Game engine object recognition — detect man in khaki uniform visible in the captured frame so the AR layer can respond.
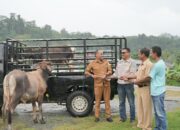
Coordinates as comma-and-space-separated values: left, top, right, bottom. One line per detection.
125, 48, 153, 130
85, 49, 113, 122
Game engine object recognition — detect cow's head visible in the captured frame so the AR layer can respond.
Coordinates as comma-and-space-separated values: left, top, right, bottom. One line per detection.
35, 60, 52, 75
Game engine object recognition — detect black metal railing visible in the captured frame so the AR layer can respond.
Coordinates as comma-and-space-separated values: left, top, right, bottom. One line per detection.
5, 37, 127, 75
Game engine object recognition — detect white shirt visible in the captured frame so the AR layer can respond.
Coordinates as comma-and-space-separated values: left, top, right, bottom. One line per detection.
113, 58, 137, 84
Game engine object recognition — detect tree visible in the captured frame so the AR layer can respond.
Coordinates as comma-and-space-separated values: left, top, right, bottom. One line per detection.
60, 28, 69, 38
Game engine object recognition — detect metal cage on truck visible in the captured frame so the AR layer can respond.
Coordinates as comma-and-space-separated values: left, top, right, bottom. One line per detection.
0, 37, 127, 117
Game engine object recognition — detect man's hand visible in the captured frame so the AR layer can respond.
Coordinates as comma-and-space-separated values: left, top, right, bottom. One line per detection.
100, 75, 106, 79
134, 80, 143, 86
134, 80, 137, 84
120, 76, 129, 81
91, 74, 97, 79
106, 72, 112, 77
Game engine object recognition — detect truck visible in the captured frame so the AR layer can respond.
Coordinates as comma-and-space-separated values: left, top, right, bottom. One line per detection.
0, 37, 127, 117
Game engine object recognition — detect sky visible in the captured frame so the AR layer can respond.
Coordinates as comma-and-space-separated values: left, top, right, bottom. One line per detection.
1, 0, 180, 36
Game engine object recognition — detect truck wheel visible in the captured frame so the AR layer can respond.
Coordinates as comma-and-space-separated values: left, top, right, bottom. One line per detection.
66, 91, 93, 117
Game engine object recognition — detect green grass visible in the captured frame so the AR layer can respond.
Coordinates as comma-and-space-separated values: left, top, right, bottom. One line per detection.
166, 79, 180, 86
53, 116, 140, 130
0, 119, 36, 130
167, 108, 180, 130
53, 108, 180, 130
0, 108, 180, 130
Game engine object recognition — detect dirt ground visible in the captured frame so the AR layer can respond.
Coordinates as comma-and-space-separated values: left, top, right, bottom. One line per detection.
0, 88, 180, 130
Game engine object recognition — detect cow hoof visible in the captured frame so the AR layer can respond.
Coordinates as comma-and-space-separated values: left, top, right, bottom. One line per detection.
40, 119, 46, 124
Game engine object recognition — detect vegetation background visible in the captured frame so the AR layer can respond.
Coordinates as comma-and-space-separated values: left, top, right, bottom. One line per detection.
0, 13, 179, 86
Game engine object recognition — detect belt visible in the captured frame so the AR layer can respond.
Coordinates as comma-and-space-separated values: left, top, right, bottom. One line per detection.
138, 84, 149, 87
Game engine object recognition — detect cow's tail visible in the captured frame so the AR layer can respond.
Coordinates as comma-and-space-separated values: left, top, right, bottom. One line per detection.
3, 75, 16, 129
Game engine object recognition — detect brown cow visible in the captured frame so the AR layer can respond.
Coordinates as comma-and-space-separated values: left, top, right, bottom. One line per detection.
1, 61, 52, 130
41, 46, 74, 62
42, 47, 75, 72
23, 46, 75, 71
23, 46, 74, 62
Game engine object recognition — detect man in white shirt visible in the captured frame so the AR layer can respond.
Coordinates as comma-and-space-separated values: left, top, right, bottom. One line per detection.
111, 48, 137, 123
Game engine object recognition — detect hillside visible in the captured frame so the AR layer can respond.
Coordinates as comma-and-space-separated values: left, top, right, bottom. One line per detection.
0, 13, 179, 63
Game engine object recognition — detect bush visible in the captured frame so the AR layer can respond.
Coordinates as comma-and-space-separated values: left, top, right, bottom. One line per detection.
166, 64, 180, 86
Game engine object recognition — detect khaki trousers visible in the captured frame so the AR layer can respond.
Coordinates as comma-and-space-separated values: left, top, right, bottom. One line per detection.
94, 79, 111, 118
137, 86, 152, 130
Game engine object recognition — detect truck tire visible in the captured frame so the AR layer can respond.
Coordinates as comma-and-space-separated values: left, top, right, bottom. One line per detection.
66, 91, 93, 117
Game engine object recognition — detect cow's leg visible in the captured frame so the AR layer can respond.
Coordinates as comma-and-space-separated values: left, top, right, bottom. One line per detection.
7, 110, 12, 130
38, 96, 46, 124
2, 95, 7, 122
6, 103, 13, 130
7, 94, 21, 130
0, 105, 2, 117
1, 103, 7, 122
32, 102, 38, 123
1, 100, 4, 117
1, 103, 7, 130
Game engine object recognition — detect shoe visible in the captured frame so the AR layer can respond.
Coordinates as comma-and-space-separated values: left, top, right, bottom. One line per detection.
119, 118, 126, 122
95, 118, 100, 122
130, 120, 136, 126
106, 117, 113, 122
130, 120, 135, 123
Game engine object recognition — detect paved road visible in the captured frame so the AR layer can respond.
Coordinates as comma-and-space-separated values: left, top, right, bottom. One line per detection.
15, 86, 180, 117
166, 86, 180, 91
15, 86, 180, 115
